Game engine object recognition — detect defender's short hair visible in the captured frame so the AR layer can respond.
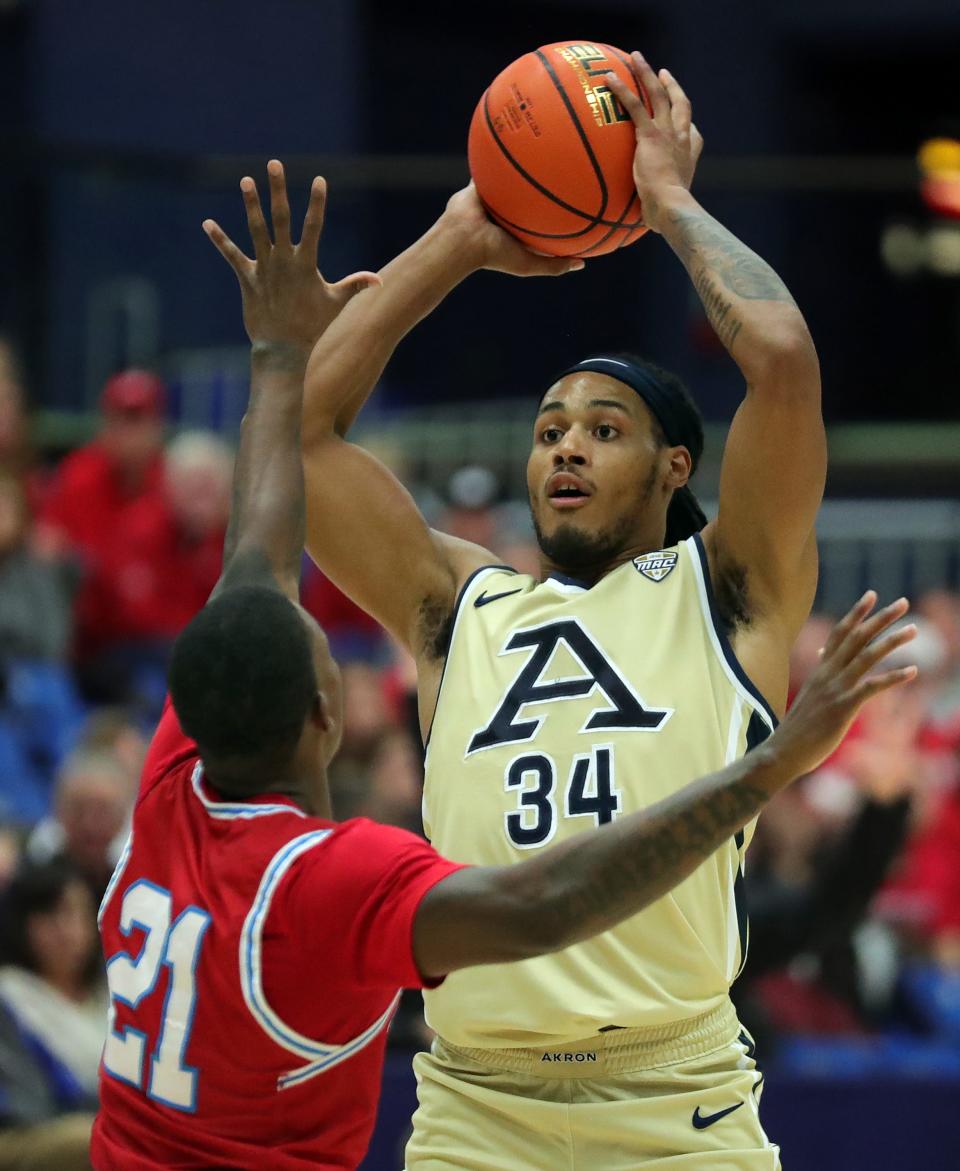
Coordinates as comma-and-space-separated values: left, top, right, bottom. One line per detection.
169, 586, 317, 766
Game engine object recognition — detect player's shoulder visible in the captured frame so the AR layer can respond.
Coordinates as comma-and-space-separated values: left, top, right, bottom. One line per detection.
285, 817, 443, 884
136, 698, 200, 805
456, 563, 535, 610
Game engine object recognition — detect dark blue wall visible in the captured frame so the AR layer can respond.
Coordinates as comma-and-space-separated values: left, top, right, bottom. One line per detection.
4, 0, 960, 421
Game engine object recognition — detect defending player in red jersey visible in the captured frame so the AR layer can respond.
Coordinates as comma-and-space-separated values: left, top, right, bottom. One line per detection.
92, 163, 917, 1170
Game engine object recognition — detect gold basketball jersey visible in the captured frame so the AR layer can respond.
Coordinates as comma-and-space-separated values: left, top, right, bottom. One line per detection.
421, 535, 777, 1048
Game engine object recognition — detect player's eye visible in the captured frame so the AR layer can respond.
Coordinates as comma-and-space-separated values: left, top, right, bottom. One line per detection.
595, 423, 619, 440
540, 426, 564, 443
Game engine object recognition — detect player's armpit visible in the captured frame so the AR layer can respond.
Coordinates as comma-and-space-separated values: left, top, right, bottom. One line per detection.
708, 346, 825, 637
304, 435, 497, 656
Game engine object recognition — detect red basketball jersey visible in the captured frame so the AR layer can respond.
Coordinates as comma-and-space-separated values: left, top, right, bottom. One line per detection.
92, 701, 463, 1170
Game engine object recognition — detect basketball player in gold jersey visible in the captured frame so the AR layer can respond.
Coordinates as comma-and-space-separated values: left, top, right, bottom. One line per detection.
303, 51, 827, 1169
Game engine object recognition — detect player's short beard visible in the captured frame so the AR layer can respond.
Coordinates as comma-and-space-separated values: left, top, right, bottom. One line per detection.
531, 462, 659, 575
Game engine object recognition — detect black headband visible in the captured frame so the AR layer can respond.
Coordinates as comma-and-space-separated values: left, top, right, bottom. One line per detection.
555, 355, 707, 545
557, 355, 703, 469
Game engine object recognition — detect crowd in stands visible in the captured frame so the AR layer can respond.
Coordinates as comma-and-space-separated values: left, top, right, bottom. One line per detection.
1, 336, 960, 1157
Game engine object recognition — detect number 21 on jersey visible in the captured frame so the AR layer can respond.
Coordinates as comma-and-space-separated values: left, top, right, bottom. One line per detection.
102, 880, 210, 1112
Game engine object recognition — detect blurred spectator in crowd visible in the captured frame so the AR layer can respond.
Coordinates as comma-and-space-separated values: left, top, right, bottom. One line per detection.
74, 430, 231, 713
0, 337, 43, 512
38, 369, 167, 563
301, 559, 387, 665
0, 857, 104, 1170
0, 824, 20, 891
327, 661, 399, 821
437, 465, 500, 550
79, 706, 148, 783
0, 339, 28, 473
735, 611, 944, 1052
0, 472, 84, 821
363, 729, 424, 834
27, 748, 133, 903
918, 589, 960, 720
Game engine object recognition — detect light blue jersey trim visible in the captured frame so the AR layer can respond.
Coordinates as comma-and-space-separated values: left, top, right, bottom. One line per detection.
239, 830, 401, 1090
190, 763, 307, 820
98, 831, 134, 928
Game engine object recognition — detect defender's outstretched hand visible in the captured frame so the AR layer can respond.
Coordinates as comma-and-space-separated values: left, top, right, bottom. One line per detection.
603, 54, 704, 234
203, 160, 381, 349
771, 592, 918, 779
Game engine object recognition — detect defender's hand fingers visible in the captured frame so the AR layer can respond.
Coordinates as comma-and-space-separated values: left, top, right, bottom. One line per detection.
267, 159, 292, 248
842, 622, 917, 685
630, 52, 670, 123
835, 597, 911, 667
240, 177, 271, 261
847, 665, 919, 707
822, 591, 877, 658
659, 68, 692, 135
299, 176, 327, 256
202, 219, 254, 279
327, 271, 383, 304
603, 70, 650, 127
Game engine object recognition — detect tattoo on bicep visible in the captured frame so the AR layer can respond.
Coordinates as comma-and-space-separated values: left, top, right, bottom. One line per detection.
668, 210, 797, 306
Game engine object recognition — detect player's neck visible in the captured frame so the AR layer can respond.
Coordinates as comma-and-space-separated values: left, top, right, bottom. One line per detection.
204, 761, 334, 821
537, 534, 668, 587
269, 779, 332, 820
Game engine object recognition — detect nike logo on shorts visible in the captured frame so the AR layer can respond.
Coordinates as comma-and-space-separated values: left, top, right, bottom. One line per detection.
691, 1102, 744, 1130
474, 588, 523, 608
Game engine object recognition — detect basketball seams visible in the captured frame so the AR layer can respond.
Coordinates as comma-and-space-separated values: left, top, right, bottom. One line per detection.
480, 89, 609, 232
469, 41, 650, 257
533, 49, 610, 222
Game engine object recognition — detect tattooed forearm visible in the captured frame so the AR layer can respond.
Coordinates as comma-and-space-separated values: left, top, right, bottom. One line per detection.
532, 759, 778, 947
691, 265, 742, 352
658, 205, 804, 362
666, 210, 797, 304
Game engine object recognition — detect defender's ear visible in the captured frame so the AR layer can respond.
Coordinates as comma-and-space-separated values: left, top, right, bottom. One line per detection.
311, 691, 332, 733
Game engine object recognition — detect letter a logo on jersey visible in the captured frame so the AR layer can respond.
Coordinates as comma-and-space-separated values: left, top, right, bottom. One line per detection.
467, 618, 673, 755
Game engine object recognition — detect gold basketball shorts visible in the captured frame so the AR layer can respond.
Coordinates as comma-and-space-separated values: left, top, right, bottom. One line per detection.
404, 1001, 781, 1170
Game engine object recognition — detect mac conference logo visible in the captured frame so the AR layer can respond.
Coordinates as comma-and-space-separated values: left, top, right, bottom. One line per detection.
633, 550, 678, 583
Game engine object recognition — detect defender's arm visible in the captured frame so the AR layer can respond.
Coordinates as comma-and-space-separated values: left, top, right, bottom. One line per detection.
203, 162, 380, 603
414, 596, 915, 978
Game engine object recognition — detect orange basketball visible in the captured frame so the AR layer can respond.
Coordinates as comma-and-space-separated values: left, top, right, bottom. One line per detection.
468, 41, 650, 258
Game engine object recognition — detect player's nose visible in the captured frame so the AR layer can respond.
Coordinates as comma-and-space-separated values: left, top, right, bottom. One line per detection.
552, 426, 588, 465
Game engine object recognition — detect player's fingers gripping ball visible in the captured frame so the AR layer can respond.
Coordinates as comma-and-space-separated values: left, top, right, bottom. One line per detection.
468, 41, 652, 258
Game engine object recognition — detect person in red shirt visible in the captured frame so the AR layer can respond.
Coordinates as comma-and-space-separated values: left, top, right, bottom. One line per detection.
75, 431, 231, 710
39, 369, 167, 564
92, 163, 917, 1171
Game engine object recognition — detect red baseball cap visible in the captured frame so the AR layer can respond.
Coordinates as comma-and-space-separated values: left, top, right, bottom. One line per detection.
100, 370, 166, 417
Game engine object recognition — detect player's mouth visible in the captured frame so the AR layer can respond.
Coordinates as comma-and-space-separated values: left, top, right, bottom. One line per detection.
546, 471, 593, 510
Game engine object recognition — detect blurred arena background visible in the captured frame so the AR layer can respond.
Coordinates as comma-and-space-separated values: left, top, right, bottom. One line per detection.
1, 1, 960, 1168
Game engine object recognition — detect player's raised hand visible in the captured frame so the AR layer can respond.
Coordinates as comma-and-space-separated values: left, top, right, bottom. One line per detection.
203, 160, 381, 349
770, 592, 918, 780
603, 54, 704, 234
441, 183, 585, 277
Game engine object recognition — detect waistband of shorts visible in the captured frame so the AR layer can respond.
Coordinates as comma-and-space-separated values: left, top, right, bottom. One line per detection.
437, 1000, 739, 1077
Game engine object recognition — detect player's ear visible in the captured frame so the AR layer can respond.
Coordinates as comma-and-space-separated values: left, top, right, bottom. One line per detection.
311, 691, 332, 733
665, 445, 692, 489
